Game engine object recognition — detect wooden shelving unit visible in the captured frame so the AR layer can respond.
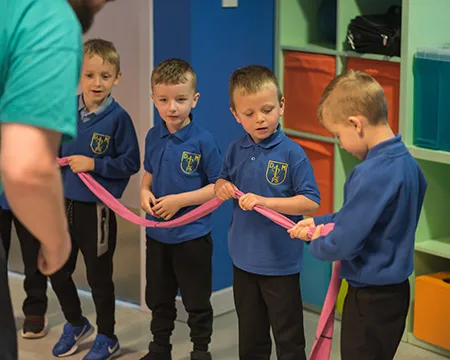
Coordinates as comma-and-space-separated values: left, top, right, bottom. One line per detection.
275, 0, 450, 356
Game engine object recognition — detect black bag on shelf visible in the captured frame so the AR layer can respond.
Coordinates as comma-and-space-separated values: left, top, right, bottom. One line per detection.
347, 5, 402, 57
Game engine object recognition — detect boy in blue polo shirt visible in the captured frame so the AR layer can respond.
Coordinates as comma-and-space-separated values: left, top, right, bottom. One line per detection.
288, 70, 427, 360
140, 58, 222, 360
215, 65, 320, 360
50, 39, 140, 360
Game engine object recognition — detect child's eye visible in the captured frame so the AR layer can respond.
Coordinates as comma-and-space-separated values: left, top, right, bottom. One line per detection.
245, 112, 253, 117
177, 98, 187, 102
262, 108, 273, 114
85, 74, 93, 78
159, 99, 167, 103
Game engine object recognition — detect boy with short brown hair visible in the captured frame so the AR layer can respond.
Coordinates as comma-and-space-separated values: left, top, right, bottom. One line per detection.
216, 65, 320, 360
140, 58, 222, 360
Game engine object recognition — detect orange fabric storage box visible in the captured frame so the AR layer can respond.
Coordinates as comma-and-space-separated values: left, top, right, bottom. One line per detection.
414, 271, 450, 350
346, 58, 400, 134
283, 51, 336, 137
288, 136, 334, 216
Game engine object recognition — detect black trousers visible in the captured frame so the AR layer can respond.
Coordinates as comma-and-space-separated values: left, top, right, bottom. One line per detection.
50, 199, 117, 338
145, 234, 213, 353
233, 265, 306, 360
0, 233, 17, 360
341, 280, 410, 360
0, 208, 48, 316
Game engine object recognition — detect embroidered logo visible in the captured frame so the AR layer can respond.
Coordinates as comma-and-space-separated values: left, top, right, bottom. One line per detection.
180, 151, 201, 174
90, 133, 110, 154
266, 160, 288, 185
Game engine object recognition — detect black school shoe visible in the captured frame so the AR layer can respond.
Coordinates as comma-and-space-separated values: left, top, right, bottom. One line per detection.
139, 351, 172, 360
190, 351, 212, 360
141, 342, 173, 360
21, 315, 48, 339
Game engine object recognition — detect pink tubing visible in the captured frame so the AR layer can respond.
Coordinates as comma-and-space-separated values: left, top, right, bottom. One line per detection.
59, 157, 339, 359
306, 224, 340, 360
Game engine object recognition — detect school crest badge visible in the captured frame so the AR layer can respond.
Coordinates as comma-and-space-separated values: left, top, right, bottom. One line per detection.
90, 133, 111, 154
266, 160, 288, 185
180, 151, 201, 174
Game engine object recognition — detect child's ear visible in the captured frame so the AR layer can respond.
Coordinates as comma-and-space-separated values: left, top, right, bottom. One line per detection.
113, 71, 122, 86
230, 107, 241, 124
348, 115, 363, 134
191, 92, 200, 109
279, 96, 286, 116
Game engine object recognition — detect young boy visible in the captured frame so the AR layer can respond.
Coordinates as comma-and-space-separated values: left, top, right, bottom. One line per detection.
50, 38, 140, 360
0, 195, 48, 339
215, 65, 320, 360
140, 58, 222, 360
288, 70, 427, 360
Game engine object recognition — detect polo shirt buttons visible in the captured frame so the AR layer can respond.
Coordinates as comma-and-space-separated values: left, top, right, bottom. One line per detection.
251, 157, 255, 161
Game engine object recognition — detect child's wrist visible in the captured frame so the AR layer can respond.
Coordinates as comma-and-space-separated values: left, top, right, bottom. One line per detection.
176, 192, 189, 208
260, 196, 270, 208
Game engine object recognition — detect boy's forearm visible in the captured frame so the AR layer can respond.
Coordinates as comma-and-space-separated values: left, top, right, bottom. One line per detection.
141, 171, 153, 190
177, 184, 216, 207
263, 195, 319, 216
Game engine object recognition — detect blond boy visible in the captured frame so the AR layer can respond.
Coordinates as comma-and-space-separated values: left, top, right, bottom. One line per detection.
289, 70, 427, 360
51, 39, 140, 360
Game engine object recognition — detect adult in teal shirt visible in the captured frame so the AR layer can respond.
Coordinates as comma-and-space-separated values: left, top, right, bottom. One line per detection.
0, 1, 114, 359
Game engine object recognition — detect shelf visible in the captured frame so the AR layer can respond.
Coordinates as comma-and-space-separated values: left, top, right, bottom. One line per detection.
281, 44, 341, 57
343, 50, 401, 63
415, 238, 450, 259
282, 128, 338, 145
281, 46, 401, 63
408, 146, 450, 165
407, 332, 450, 358
278, 0, 337, 55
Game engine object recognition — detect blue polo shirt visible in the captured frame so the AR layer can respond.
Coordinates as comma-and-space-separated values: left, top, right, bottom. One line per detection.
144, 120, 222, 243
220, 128, 320, 276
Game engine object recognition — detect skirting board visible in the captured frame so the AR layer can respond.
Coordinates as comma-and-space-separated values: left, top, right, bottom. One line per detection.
175, 286, 235, 323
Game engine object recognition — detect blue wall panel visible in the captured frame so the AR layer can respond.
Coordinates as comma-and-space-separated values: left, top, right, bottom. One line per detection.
154, 0, 275, 292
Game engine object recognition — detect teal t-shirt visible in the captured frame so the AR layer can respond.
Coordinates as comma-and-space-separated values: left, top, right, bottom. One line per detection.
0, 0, 82, 194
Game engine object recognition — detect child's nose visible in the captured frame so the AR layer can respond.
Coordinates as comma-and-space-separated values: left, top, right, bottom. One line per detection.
169, 101, 177, 111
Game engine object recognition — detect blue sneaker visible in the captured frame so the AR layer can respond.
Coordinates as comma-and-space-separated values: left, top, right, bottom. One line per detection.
52, 317, 94, 357
83, 334, 120, 360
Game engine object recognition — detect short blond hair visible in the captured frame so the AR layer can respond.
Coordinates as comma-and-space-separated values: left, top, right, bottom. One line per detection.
84, 38, 120, 73
229, 65, 282, 110
318, 70, 388, 125
151, 58, 196, 91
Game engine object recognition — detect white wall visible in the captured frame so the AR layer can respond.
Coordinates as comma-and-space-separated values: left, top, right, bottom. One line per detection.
84, 0, 153, 209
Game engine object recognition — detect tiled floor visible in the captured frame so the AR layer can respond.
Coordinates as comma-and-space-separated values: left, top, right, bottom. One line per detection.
8, 272, 449, 360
